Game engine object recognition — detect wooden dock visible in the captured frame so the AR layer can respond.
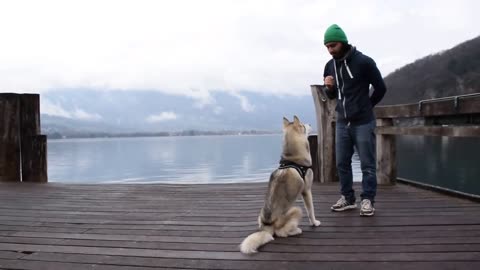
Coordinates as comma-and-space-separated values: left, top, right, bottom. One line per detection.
0, 182, 479, 270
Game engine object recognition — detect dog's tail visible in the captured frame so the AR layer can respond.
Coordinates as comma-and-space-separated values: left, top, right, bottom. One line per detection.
240, 225, 274, 254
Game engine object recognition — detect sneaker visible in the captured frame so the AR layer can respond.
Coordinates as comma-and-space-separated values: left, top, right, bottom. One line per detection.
331, 196, 357, 212
360, 199, 375, 216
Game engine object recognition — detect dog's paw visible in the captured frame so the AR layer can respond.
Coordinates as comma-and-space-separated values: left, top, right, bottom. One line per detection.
289, 227, 302, 236
240, 246, 258, 254
310, 220, 321, 227
275, 230, 288, 238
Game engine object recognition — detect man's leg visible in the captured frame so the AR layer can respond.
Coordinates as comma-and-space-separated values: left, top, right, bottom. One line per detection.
352, 120, 377, 204
335, 122, 355, 203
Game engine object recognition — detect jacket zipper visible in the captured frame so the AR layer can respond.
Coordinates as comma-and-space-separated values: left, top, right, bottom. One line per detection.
339, 64, 347, 120
344, 59, 354, 79
333, 60, 341, 100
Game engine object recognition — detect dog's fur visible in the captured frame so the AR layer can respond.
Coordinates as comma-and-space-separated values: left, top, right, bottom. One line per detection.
240, 116, 321, 254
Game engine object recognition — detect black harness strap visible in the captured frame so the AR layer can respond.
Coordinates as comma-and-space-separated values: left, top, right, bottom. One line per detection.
278, 159, 311, 179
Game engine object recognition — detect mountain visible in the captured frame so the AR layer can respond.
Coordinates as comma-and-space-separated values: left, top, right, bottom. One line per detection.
40, 90, 317, 137
381, 36, 480, 105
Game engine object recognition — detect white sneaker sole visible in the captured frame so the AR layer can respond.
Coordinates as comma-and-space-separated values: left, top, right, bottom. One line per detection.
331, 204, 357, 212
360, 209, 375, 216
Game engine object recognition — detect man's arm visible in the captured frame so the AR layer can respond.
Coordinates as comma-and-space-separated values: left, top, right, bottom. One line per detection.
366, 57, 386, 106
323, 61, 337, 99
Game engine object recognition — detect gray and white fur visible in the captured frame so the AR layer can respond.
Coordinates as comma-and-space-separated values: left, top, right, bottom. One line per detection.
240, 116, 321, 254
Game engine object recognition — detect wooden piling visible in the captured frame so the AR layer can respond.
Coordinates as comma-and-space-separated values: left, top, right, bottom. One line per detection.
308, 135, 319, 182
21, 135, 48, 182
0, 93, 47, 183
19, 94, 47, 182
20, 94, 40, 135
0, 94, 21, 182
311, 85, 338, 183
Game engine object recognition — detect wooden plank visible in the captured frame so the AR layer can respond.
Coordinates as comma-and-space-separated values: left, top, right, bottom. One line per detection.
11, 255, 480, 270
52, 239, 480, 252
0, 188, 460, 198
1, 208, 478, 221
0, 242, 479, 261
0, 93, 21, 182
0, 258, 178, 270
0, 236, 63, 246
0, 225, 88, 234
5, 230, 480, 247
0, 199, 476, 210
5, 223, 480, 234
4, 224, 480, 239
0, 251, 24, 259
375, 96, 480, 118
30, 239, 480, 254
2, 215, 480, 228
377, 125, 480, 137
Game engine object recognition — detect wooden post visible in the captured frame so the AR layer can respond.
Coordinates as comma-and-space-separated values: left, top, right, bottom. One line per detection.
20, 94, 40, 135
21, 135, 48, 182
20, 94, 47, 182
308, 135, 319, 182
376, 118, 396, 185
0, 93, 21, 182
311, 85, 338, 183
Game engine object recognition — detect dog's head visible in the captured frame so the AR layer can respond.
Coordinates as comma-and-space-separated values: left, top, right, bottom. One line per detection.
281, 115, 312, 166
283, 115, 311, 138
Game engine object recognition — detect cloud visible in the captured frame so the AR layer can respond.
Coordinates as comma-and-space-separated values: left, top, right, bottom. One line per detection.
40, 99, 72, 118
213, 106, 224, 115
146, 112, 178, 123
72, 109, 102, 121
231, 92, 255, 112
0, 0, 478, 97
40, 98, 102, 120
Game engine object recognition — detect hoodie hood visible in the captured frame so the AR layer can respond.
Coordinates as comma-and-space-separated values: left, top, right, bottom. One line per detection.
335, 45, 357, 62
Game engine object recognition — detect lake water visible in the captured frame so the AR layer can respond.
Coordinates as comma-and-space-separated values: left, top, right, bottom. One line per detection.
48, 134, 478, 195
396, 136, 480, 196
48, 135, 288, 184
48, 134, 362, 184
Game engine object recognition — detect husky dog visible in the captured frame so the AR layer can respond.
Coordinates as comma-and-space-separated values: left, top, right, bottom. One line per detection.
240, 116, 321, 254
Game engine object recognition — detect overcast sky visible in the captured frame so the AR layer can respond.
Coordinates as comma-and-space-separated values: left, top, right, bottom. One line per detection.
0, 0, 478, 98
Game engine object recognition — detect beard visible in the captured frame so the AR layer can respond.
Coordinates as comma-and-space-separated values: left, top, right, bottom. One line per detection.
332, 43, 351, 59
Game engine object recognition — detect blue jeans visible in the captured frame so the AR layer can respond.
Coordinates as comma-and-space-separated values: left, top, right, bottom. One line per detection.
336, 120, 377, 204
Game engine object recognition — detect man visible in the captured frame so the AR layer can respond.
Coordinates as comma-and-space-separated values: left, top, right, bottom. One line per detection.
322, 24, 386, 216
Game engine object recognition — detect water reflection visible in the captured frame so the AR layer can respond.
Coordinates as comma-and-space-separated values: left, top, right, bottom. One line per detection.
397, 136, 480, 196
48, 135, 282, 184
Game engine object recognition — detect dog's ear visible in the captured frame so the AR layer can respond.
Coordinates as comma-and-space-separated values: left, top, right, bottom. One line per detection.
293, 115, 300, 125
283, 117, 290, 128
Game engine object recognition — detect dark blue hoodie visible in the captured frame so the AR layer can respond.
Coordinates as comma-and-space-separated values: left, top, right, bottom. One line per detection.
323, 46, 386, 125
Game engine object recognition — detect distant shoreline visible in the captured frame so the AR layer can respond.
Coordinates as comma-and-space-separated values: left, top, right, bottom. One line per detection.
45, 130, 281, 140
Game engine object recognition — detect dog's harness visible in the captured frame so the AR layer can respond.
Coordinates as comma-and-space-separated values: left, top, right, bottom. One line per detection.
278, 159, 311, 180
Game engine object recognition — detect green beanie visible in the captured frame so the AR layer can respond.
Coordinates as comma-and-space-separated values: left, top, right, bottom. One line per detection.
324, 24, 348, 44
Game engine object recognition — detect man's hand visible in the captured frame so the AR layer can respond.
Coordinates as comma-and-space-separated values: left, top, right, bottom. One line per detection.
324, 76, 335, 90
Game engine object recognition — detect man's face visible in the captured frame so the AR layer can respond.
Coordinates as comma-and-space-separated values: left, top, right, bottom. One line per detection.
325, 42, 343, 59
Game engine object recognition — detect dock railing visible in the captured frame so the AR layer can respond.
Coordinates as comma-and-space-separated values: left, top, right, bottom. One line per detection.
311, 85, 480, 188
